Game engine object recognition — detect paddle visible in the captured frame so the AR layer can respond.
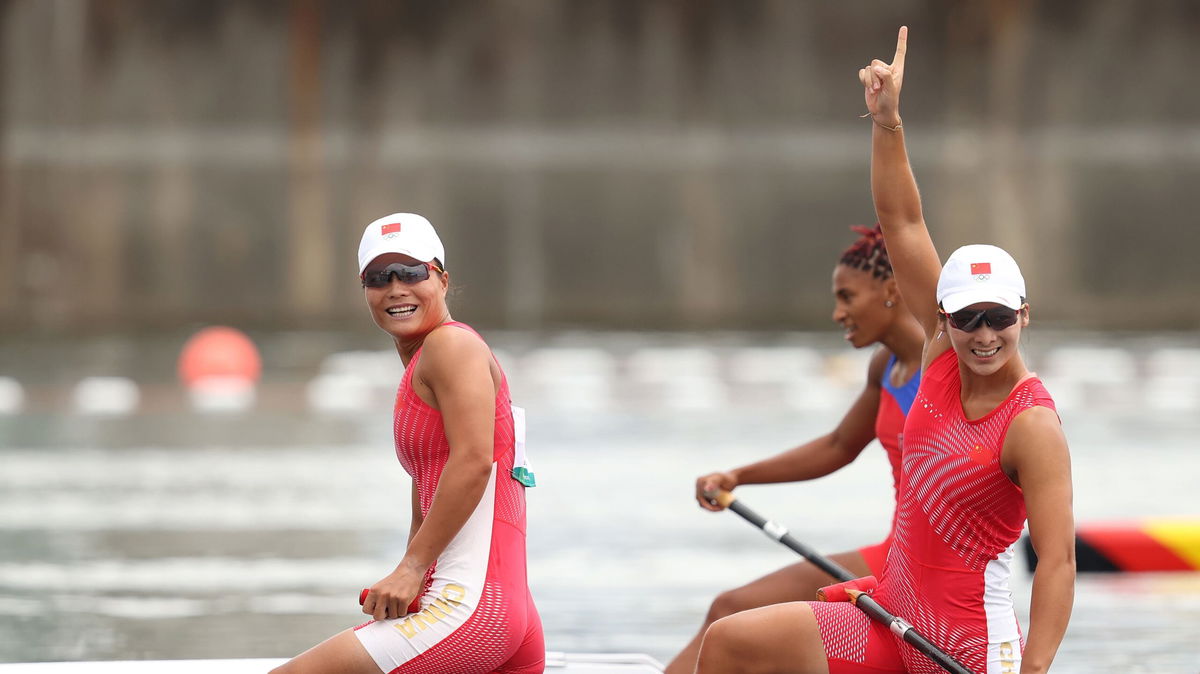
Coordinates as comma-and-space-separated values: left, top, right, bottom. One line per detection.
707, 490, 975, 674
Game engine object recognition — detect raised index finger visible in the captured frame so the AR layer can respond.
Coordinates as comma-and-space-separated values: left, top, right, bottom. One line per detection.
892, 25, 908, 69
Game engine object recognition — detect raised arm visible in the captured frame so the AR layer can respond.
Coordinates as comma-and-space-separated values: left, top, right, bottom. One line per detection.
860, 27, 943, 340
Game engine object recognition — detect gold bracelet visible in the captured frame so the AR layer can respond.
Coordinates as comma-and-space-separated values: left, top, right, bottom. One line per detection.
860, 112, 902, 132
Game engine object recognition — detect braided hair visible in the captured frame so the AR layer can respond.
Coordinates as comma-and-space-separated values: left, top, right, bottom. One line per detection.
838, 224, 893, 281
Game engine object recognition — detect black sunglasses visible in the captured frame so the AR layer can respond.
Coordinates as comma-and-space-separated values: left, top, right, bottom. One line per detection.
940, 305, 1025, 332
361, 261, 443, 288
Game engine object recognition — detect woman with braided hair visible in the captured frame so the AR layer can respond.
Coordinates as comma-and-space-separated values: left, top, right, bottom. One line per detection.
664, 224, 925, 674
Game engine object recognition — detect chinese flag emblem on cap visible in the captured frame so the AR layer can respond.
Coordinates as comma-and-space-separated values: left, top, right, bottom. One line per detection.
970, 262, 992, 275
381, 222, 402, 235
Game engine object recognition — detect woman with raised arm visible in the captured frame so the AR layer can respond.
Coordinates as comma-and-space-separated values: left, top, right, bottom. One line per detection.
664, 224, 925, 674
697, 27, 1074, 674
272, 213, 544, 674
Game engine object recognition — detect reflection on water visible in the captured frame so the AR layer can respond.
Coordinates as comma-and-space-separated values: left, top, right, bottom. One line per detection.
1, 331, 1198, 672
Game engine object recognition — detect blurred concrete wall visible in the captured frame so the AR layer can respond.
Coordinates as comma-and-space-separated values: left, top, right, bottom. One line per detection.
2, 0, 1198, 333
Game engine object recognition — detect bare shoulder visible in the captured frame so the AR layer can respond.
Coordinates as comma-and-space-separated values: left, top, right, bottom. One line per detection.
424, 323, 487, 350
1009, 405, 1064, 441
865, 347, 891, 388
418, 325, 491, 378
1002, 405, 1070, 479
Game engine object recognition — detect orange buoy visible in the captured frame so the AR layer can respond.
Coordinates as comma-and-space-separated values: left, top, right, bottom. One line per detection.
178, 326, 262, 387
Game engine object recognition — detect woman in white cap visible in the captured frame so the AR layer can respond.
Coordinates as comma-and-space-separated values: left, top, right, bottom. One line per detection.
273, 213, 544, 673
697, 27, 1074, 674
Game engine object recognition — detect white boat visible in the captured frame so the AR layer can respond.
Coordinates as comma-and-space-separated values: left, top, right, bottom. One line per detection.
0, 652, 664, 673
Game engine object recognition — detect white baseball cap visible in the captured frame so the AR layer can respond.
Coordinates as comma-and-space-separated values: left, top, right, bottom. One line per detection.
936, 244, 1026, 313
356, 213, 446, 274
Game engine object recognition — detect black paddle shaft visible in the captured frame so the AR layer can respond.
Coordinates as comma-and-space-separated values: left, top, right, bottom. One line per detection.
851, 595, 974, 674
724, 499, 856, 582
720, 494, 977, 674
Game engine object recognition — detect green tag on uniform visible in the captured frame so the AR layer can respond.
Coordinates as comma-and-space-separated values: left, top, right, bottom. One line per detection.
511, 466, 536, 488
510, 405, 536, 487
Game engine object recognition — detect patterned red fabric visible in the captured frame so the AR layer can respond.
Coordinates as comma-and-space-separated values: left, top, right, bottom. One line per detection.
394, 322, 524, 532
815, 348, 1057, 674
355, 321, 543, 674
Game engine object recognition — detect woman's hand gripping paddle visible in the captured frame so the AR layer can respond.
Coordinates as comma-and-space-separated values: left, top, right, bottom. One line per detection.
705, 489, 975, 674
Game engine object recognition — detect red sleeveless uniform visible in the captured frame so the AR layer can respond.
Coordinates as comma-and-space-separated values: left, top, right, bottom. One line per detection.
811, 348, 1057, 674
857, 353, 920, 574
354, 322, 544, 674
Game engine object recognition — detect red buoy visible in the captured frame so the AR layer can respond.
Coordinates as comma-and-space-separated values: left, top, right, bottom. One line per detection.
178, 326, 261, 387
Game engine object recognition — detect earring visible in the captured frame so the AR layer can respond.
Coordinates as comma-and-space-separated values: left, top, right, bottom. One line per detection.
885, 300, 895, 308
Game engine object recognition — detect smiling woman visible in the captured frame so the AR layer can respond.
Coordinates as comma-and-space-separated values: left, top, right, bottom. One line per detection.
696, 27, 1075, 674
361, 255, 450, 347
271, 213, 544, 674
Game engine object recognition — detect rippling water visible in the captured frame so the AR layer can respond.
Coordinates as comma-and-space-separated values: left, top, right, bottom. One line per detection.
1, 332, 1198, 672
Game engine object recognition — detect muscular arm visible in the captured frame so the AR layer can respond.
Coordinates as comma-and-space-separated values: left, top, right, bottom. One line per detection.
401, 327, 497, 573
870, 124, 942, 338
862, 27, 946, 347
1002, 406, 1075, 674
697, 349, 885, 508
364, 327, 497, 620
